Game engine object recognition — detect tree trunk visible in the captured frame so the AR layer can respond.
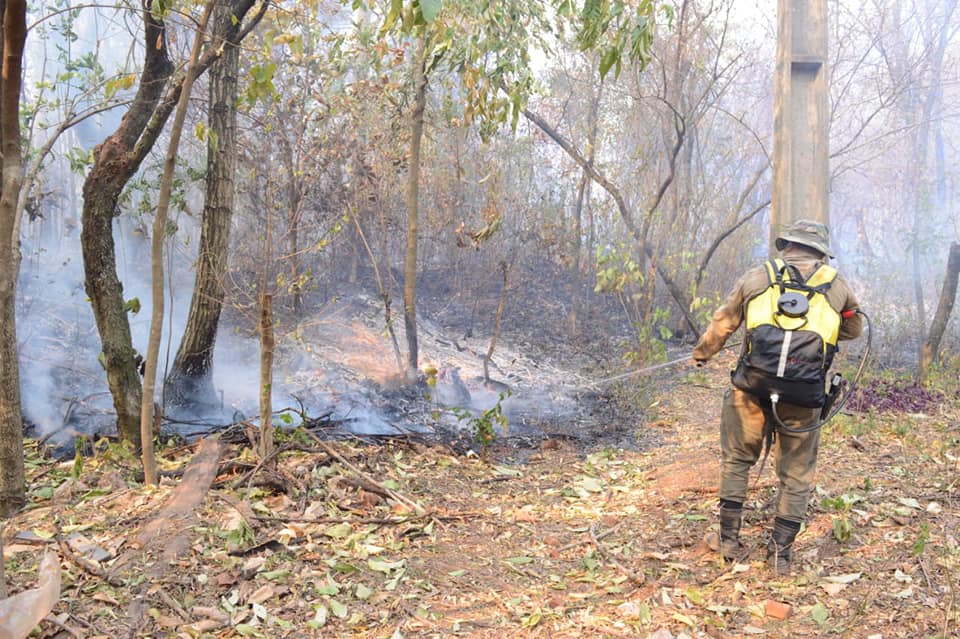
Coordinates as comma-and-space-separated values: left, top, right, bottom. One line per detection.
80, 0, 264, 449
141, 2, 214, 486
167, 0, 242, 412
0, 0, 27, 517
403, 35, 428, 382
81, 3, 173, 449
568, 81, 602, 335
920, 242, 960, 381
483, 262, 509, 383
258, 293, 274, 459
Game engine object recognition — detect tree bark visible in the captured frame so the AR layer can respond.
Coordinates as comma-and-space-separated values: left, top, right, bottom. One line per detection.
403, 35, 428, 382
0, 0, 27, 517
920, 242, 960, 381
80, 0, 264, 448
167, 0, 242, 412
258, 293, 274, 459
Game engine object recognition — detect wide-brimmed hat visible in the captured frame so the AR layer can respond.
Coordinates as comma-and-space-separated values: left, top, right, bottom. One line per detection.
775, 219, 834, 258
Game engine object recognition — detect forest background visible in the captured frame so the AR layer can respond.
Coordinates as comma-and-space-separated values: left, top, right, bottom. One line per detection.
0, 0, 956, 510
2, 0, 958, 503
1, 0, 960, 635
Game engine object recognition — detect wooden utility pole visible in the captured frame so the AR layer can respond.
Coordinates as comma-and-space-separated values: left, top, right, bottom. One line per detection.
771, 0, 829, 253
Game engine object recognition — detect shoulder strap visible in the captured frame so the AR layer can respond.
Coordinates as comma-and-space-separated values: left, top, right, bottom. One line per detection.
765, 259, 788, 294
806, 264, 837, 294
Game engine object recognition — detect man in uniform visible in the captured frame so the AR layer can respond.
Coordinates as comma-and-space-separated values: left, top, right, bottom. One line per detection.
692, 220, 862, 572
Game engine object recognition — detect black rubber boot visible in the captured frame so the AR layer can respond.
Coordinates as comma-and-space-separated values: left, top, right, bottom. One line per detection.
719, 501, 744, 561
767, 517, 801, 575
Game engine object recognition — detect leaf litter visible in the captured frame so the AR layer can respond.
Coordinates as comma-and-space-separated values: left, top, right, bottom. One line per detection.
2, 351, 960, 638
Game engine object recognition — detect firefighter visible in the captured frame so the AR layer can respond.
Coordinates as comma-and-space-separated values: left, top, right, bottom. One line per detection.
692, 220, 863, 573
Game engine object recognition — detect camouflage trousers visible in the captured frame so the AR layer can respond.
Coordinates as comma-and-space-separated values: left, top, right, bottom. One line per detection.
718, 387, 821, 523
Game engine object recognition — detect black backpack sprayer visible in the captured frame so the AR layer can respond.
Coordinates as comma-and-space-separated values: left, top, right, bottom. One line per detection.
768, 306, 872, 432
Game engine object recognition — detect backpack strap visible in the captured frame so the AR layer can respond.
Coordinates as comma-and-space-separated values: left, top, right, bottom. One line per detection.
806, 263, 837, 288
765, 259, 789, 294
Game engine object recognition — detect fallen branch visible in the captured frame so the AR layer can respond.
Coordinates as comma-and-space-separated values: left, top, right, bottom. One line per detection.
557, 522, 623, 552
303, 433, 427, 516
111, 437, 224, 580
589, 523, 645, 586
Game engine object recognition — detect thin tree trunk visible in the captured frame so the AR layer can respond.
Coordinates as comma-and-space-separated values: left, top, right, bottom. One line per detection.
167, 0, 242, 411
920, 242, 960, 381
259, 293, 274, 459
353, 215, 403, 371
483, 262, 509, 383
141, 2, 214, 486
569, 81, 602, 335
403, 35, 428, 382
0, 0, 27, 517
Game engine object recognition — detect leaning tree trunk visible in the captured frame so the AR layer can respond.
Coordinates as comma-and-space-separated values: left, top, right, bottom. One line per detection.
81, 3, 173, 449
0, 0, 27, 518
521, 106, 700, 339
141, 1, 214, 486
403, 34, 427, 382
166, 0, 242, 413
920, 242, 960, 382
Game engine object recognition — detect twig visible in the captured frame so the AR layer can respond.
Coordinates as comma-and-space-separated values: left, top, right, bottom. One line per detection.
56, 528, 125, 588
0, 521, 6, 598
43, 614, 82, 638
557, 522, 622, 552
943, 560, 956, 639
588, 523, 645, 586
303, 432, 427, 516
153, 585, 189, 620
254, 511, 480, 526
918, 555, 934, 589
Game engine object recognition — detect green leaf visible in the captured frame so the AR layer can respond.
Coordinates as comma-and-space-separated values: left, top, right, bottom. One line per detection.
324, 523, 352, 539
505, 556, 534, 565
329, 599, 348, 618
355, 583, 373, 600
315, 578, 340, 596
420, 0, 442, 22
598, 47, 620, 80
368, 558, 405, 573
684, 586, 704, 605
381, 0, 403, 34
810, 602, 829, 625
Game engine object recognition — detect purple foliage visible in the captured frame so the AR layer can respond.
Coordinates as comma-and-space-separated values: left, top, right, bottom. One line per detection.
847, 379, 945, 414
